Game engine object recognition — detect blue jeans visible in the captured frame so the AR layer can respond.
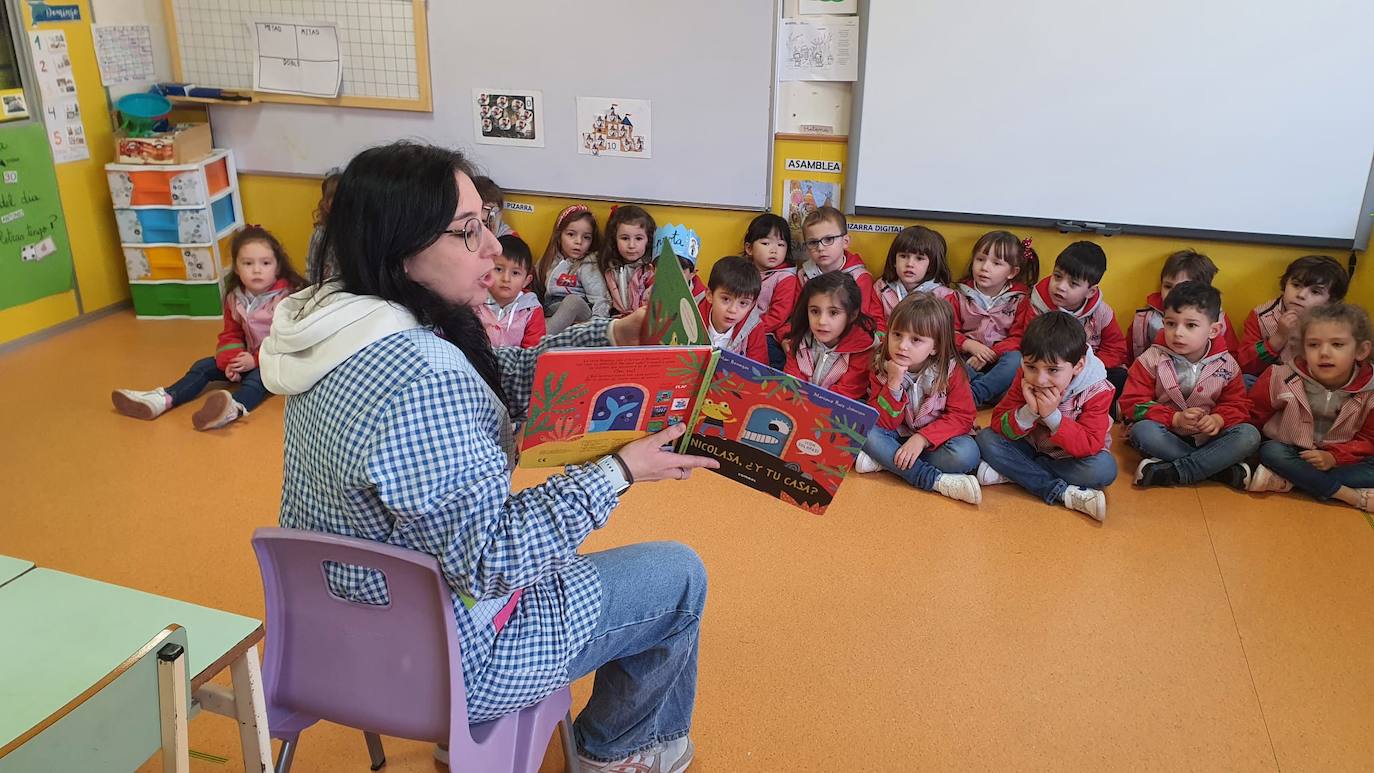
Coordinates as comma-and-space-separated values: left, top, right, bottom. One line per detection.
765, 334, 785, 370
564, 542, 706, 762
1258, 440, 1374, 500
862, 426, 979, 490
165, 356, 269, 411
975, 428, 1118, 503
965, 350, 1021, 407
1128, 420, 1260, 484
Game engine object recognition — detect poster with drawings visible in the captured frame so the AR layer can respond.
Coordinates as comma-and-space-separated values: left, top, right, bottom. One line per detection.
473, 89, 544, 147
577, 97, 652, 159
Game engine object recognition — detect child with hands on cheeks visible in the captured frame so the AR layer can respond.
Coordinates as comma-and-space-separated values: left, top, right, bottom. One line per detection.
853, 294, 982, 504
1238, 254, 1348, 380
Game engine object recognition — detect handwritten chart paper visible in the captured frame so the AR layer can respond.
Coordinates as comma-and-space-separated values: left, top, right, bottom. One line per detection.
778, 16, 858, 81
251, 20, 342, 98
93, 25, 156, 86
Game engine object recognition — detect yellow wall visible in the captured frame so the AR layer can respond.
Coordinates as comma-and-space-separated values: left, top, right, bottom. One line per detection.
0, 0, 126, 345
242, 136, 1372, 326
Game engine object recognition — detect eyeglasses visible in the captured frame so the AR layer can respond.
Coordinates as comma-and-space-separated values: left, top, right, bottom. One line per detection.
481, 204, 499, 219
803, 232, 845, 251
443, 217, 486, 252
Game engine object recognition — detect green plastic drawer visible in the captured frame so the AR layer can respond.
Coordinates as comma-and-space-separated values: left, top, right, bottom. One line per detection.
129, 281, 225, 319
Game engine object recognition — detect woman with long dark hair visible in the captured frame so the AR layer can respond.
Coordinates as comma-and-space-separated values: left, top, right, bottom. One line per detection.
261, 142, 713, 772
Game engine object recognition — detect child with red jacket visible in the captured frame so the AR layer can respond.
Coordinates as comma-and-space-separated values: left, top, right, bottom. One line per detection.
793, 206, 886, 332
741, 213, 798, 369
1001, 241, 1129, 400
111, 226, 306, 430
1248, 303, 1374, 514
976, 312, 1117, 521
1120, 282, 1257, 489
958, 231, 1039, 406
852, 294, 981, 503
697, 256, 766, 358
1237, 254, 1349, 379
1127, 249, 1239, 363
783, 270, 877, 401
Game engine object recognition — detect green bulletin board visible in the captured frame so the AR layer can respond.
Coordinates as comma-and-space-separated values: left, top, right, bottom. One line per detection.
0, 121, 73, 309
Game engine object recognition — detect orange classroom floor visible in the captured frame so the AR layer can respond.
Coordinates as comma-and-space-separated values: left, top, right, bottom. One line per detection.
2, 311, 1372, 773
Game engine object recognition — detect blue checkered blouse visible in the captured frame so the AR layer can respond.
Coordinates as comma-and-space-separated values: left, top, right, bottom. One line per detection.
279, 321, 619, 721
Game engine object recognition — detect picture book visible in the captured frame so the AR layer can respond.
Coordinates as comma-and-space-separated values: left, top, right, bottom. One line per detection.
519, 347, 878, 515
519, 346, 714, 467
681, 350, 878, 514
642, 239, 707, 346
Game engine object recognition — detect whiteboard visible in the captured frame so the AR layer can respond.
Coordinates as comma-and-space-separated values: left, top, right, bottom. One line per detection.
848, 0, 1374, 248
209, 1, 777, 209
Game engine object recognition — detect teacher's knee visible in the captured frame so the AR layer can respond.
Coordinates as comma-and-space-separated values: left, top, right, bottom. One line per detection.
652, 541, 707, 614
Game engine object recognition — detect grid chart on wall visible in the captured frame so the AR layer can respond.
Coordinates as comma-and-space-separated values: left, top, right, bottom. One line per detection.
170, 0, 419, 101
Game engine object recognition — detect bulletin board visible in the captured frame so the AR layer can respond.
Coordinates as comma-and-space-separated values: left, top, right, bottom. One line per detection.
0, 122, 73, 310
163, 0, 431, 111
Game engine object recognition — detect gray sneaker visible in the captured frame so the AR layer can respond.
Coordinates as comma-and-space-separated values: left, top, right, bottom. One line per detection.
578, 736, 694, 773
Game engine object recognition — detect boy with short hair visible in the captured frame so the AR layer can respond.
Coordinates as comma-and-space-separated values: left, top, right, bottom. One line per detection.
1001, 241, 1129, 399
696, 255, 766, 357
1238, 254, 1349, 378
975, 312, 1118, 521
1128, 249, 1239, 362
1120, 281, 1258, 489
798, 206, 886, 330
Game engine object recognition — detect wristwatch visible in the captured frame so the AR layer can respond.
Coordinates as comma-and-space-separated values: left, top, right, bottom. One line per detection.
595, 454, 633, 496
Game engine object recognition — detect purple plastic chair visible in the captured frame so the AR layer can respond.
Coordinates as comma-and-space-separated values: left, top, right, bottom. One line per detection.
251, 527, 578, 773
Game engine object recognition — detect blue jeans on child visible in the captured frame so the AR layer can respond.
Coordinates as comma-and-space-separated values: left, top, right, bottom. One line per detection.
975, 428, 1118, 504
862, 427, 980, 490
965, 351, 1021, 407
563, 541, 706, 763
765, 334, 786, 370
1128, 420, 1260, 483
1258, 440, 1374, 500
165, 356, 269, 412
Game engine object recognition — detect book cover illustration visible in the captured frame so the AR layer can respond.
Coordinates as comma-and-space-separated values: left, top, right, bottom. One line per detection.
642, 237, 707, 346
519, 346, 715, 467
682, 350, 878, 514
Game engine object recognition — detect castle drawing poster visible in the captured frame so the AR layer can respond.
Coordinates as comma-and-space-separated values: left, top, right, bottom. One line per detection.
577, 97, 652, 159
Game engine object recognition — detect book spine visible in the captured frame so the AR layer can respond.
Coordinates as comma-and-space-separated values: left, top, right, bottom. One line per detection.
678, 349, 721, 453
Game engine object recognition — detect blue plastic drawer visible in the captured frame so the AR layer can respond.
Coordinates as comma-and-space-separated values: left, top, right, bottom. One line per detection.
210, 194, 236, 235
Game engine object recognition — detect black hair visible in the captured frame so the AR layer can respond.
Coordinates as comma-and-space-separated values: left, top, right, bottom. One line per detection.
883, 225, 950, 286
1021, 311, 1088, 364
497, 234, 534, 274
787, 271, 875, 349
1054, 241, 1107, 285
1282, 255, 1349, 302
744, 213, 796, 266
1163, 280, 1221, 322
322, 141, 506, 407
707, 255, 762, 299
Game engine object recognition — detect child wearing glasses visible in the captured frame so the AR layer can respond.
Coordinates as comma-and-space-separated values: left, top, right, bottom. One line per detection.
793, 206, 886, 334
473, 175, 516, 238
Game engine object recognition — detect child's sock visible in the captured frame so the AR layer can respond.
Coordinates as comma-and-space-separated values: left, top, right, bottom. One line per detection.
1062, 486, 1106, 521
853, 451, 881, 474
932, 473, 981, 504
192, 389, 247, 431
111, 387, 171, 420
1206, 463, 1252, 491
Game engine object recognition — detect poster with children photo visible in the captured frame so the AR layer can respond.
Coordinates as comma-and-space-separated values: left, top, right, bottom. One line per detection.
472, 88, 544, 147
577, 97, 652, 159
785, 179, 840, 235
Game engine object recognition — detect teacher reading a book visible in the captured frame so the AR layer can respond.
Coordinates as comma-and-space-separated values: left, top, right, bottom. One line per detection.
260, 141, 715, 772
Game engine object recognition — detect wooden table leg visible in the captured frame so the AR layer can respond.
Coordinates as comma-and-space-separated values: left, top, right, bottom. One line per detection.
229, 647, 272, 773
194, 646, 272, 772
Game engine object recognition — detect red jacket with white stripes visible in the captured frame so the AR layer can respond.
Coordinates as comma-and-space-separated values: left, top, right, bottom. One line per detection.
1119, 340, 1250, 439
1250, 360, 1374, 465
1000, 278, 1128, 369
867, 359, 975, 448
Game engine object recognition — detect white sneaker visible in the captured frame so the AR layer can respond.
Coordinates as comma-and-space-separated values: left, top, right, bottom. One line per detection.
933, 473, 982, 504
1246, 464, 1293, 493
852, 452, 881, 474
1133, 457, 1162, 485
1062, 486, 1107, 522
192, 389, 247, 431
579, 736, 694, 773
111, 388, 170, 420
975, 461, 1009, 486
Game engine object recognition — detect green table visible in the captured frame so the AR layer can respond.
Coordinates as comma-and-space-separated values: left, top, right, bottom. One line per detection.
0, 568, 270, 771
0, 555, 32, 587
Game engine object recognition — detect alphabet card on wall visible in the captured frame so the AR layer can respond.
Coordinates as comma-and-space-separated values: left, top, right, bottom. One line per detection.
577, 96, 652, 158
